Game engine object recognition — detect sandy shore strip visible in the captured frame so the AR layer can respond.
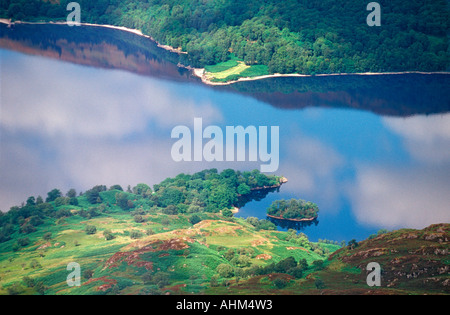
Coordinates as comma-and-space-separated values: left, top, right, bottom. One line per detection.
2, 18, 448, 86
196, 69, 450, 86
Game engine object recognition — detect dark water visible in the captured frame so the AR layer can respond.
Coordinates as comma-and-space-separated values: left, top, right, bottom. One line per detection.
1, 23, 449, 242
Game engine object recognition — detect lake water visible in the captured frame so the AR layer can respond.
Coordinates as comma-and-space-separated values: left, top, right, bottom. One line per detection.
1, 23, 449, 242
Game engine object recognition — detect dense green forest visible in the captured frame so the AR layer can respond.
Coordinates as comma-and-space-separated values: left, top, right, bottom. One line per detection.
1, 0, 449, 75
267, 199, 319, 221
0, 169, 282, 243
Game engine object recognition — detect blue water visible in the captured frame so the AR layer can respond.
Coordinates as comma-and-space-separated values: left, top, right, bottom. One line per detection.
1, 41, 449, 243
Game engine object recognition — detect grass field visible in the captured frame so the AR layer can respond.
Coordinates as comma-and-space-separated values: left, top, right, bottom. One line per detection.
206, 61, 250, 80
204, 54, 269, 82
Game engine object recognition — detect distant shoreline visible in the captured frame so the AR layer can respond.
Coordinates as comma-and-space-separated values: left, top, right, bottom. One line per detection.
2, 19, 449, 86
195, 69, 450, 86
0, 18, 187, 55
267, 214, 318, 223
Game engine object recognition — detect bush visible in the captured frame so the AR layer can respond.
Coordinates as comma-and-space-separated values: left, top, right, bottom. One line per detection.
130, 230, 143, 239
210, 275, 219, 287
85, 225, 97, 235
83, 269, 94, 280
315, 278, 326, 290
222, 209, 233, 218
17, 237, 30, 247
43, 232, 52, 241
273, 278, 288, 289
153, 272, 170, 288
216, 264, 234, 278
189, 214, 201, 225
103, 229, 115, 240
133, 215, 145, 223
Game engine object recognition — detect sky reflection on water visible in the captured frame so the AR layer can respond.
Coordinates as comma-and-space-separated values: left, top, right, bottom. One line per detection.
1, 48, 449, 241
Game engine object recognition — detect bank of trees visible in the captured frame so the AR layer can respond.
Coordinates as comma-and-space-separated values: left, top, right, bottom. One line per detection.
1, 0, 448, 74
151, 169, 281, 214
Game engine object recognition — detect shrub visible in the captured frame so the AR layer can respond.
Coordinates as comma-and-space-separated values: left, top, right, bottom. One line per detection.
222, 209, 233, 218
130, 230, 143, 239
85, 225, 97, 235
133, 215, 145, 223
273, 278, 288, 289
315, 278, 326, 290
216, 264, 234, 278
43, 232, 52, 241
103, 230, 114, 240
189, 214, 201, 225
83, 269, 94, 279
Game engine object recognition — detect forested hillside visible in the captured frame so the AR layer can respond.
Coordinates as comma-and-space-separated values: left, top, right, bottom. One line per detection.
1, 0, 449, 75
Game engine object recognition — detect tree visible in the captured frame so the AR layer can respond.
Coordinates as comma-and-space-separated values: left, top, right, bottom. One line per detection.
109, 185, 123, 191
115, 192, 131, 210
348, 239, 359, 250
216, 264, 234, 278
210, 275, 219, 287
130, 230, 143, 239
103, 229, 114, 240
133, 183, 152, 197
274, 256, 297, 273
273, 278, 288, 289
26, 196, 36, 206
43, 232, 52, 241
237, 183, 251, 195
141, 272, 153, 284
46, 189, 62, 203
153, 272, 170, 288
315, 278, 325, 290
66, 189, 77, 198
85, 225, 97, 235
83, 269, 94, 280
85, 190, 101, 204
222, 208, 233, 218
189, 214, 201, 225
133, 215, 145, 223
158, 188, 184, 207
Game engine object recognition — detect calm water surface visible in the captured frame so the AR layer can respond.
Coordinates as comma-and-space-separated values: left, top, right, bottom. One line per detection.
1, 24, 449, 242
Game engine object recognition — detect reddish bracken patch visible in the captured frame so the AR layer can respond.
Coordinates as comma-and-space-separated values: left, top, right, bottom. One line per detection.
156, 238, 191, 251
85, 276, 117, 292
103, 238, 192, 271
103, 245, 154, 271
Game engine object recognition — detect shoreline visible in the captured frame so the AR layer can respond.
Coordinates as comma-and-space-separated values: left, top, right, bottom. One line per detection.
196, 69, 450, 86
2, 19, 449, 86
267, 214, 318, 223
0, 18, 187, 55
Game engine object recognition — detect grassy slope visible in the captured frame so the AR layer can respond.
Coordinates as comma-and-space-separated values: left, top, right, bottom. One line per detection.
2, 201, 448, 295
0, 204, 336, 295
306, 224, 450, 295
1, 183, 448, 295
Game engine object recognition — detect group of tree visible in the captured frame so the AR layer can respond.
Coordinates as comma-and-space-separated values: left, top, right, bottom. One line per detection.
1, 0, 448, 74
150, 169, 281, 215
215, 254, 314, 281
